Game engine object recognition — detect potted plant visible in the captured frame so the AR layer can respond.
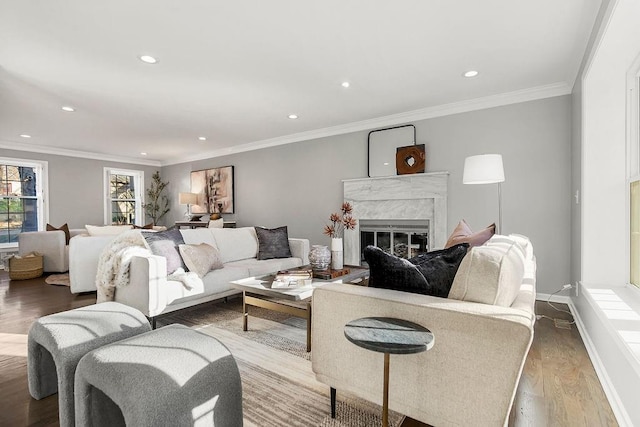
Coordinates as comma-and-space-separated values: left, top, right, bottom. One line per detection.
142, 171, 170, 225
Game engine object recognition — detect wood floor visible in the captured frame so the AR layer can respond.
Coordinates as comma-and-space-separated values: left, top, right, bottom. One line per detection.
0, 271, 618, 426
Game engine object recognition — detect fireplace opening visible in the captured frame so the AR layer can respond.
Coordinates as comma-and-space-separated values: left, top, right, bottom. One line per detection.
360, 219, 429, 262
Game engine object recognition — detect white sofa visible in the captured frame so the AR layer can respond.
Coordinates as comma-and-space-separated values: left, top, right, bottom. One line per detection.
312, 234, 536, 426
18, 228, 85, 273
113, 227, 310, 323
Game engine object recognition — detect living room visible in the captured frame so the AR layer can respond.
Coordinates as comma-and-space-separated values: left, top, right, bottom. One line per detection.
1, 1, 639, 426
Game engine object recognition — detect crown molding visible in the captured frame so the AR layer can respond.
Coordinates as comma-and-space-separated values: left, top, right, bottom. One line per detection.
162, 82, 571, 166
0, 140, 162, 167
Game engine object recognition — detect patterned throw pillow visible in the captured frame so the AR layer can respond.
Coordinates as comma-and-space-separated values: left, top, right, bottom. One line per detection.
47, 223, 71, 245
179, 243, 223, 278
142, 228, 186, 274
254, 226, 292, 260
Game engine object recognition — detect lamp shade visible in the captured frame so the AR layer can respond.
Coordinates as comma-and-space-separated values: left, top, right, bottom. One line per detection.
463, 154, 505, 184
178, 192, 198, 205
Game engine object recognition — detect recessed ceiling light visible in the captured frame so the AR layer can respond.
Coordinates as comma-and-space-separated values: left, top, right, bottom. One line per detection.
198, 136, 207, 141
342, 81, 350, 88
288, 114, 298, 119
61, 106, 75, 112
140, 152, 147, 156
383, 162, 389, 166
463, 70, 479, 78
139, 55, 158, 64
20, 134, 31, 138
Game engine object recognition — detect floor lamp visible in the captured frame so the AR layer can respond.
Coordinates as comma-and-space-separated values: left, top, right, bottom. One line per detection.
463, 154, 505, 234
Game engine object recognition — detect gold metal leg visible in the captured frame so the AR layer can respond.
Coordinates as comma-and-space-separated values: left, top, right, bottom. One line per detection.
306, 301, 312, 352
383, 352, 390, 427
243, 291, 248, 331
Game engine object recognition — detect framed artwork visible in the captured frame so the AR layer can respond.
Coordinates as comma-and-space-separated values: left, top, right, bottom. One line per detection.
190, 166, 234, 214
368, 124, 417, 177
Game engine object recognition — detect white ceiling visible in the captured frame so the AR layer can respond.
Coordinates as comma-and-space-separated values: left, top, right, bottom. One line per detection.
0, 1, 600, 166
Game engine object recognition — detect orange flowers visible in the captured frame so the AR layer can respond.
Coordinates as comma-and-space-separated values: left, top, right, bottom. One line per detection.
323, 202, 357, 238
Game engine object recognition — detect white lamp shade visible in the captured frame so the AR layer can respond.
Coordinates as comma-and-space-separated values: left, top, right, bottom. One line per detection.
463, 154, 505, 184
179, 192, 198, 205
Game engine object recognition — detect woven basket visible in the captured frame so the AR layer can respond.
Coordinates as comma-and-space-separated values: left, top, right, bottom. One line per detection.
8, 252, 44, 280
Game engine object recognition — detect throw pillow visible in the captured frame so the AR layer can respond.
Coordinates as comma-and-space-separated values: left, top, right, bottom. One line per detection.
46, 223, 71, 245
142, 228, 186, 274
445, 220, 495, 248
408, 243, 469, 298
254, 226, 292, 260
363, 246, 429, 294
178, 243, 223, 278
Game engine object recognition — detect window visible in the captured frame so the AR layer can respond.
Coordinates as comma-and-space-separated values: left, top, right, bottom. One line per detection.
628, 66, 640, 288
0, 158, 48, 247
104, 168, 144, 226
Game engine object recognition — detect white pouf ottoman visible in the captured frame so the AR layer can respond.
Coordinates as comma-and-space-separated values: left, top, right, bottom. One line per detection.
27, 302, 152, 427
74, 324, 243, 427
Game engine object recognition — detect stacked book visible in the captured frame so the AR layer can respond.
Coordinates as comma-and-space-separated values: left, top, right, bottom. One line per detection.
271, 268, 313, 288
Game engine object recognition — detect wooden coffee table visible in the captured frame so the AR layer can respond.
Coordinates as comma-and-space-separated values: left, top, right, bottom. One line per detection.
230, 266, 368, 352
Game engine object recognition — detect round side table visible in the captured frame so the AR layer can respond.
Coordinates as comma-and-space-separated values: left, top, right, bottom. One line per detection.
344, 317, 434, 427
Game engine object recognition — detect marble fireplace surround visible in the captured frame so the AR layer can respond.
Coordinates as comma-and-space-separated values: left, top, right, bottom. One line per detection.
343, 172, 449, 266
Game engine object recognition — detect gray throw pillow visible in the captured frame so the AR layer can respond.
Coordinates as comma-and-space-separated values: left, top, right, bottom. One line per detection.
142, 228, 186, 274
255, 226, 292, 260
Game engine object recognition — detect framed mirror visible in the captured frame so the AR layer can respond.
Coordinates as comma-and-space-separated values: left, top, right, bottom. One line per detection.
368, 125, 416, 177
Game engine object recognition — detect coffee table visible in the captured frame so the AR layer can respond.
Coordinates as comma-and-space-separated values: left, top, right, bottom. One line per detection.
230, 266, 368, 352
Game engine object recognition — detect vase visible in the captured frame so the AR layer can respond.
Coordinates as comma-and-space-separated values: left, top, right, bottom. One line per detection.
331, 237, 344, 270
309, 245, 331, 271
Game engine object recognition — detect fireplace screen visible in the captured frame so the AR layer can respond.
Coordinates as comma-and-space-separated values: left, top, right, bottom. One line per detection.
360, 220, 429, 261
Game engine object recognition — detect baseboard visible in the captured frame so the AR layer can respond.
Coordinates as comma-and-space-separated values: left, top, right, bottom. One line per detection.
567, 299, 634, 426
535, 293, 571, 304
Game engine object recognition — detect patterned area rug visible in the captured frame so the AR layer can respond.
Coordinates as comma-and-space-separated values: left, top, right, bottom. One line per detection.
44, 273, 70, 287
165, 299, 403, 427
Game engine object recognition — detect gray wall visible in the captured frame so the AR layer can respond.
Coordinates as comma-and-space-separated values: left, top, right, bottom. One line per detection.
163, 95, 572, 295
0, 148, 162, 228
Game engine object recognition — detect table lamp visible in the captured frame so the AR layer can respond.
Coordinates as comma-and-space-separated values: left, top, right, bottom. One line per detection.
178, 192, 200, 221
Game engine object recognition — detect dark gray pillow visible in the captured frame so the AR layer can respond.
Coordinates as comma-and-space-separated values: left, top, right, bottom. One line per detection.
142, 228, 186, 274
408, 243, 469, 297
255, 226, 292, 260
364, 243, 468, 297
364, 246, 429, 293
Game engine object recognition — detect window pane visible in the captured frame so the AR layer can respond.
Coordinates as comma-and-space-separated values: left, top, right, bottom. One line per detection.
631, 181, 640, 286
22, 199, 38, 231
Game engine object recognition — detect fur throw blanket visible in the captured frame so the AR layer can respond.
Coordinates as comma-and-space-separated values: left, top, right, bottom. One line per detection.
96, 229, 202, 303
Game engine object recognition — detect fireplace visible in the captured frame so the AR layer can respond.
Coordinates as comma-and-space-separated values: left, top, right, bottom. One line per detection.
359, 219, 430, 261
343, 172, 448, 266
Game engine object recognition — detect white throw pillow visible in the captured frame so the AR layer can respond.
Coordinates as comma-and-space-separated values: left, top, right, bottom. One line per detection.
178, 243, 223, 278
85, 224, 133, 236
448, 240, 525, 307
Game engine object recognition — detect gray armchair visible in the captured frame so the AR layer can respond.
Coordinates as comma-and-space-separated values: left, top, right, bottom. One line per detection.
18, 229, 85, 273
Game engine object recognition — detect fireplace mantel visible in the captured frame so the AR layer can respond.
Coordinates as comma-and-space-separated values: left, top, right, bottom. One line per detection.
343, 172, 449, 265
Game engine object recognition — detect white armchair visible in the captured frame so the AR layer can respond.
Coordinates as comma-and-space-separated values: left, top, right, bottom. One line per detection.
18, 229, 85, 273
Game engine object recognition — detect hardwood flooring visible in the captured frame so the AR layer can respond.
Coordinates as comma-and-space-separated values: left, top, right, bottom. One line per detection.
0, 271, 618, 426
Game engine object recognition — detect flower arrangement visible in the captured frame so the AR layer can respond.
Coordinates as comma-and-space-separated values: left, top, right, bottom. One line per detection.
323, 202, 357, 238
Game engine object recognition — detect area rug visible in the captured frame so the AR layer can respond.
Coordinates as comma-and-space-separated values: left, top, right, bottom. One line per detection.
44, 273, 70, 287
165, 300, 403, 427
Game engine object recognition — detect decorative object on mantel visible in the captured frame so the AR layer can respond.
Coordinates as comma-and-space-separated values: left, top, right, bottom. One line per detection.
463, 154, 505, 233
368, 124, 416, 177
190, 166, 234, 215
309, 245, 331, 271
142, 171, 170, 225
323, 202, 357, 270
178, 192, 202, 221
396, 144, 425, 175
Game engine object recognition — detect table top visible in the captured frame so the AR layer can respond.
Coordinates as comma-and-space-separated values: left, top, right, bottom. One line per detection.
229, 276, 321, 301
344, 317, 434, 355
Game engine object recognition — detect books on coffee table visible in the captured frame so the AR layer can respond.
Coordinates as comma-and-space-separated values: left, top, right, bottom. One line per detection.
271, 268, 313, 288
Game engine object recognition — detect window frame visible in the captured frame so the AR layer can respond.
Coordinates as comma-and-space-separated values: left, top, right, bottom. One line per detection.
626, 53, 640, 288
0, 157, 49, 249
103, 167, 144, 226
